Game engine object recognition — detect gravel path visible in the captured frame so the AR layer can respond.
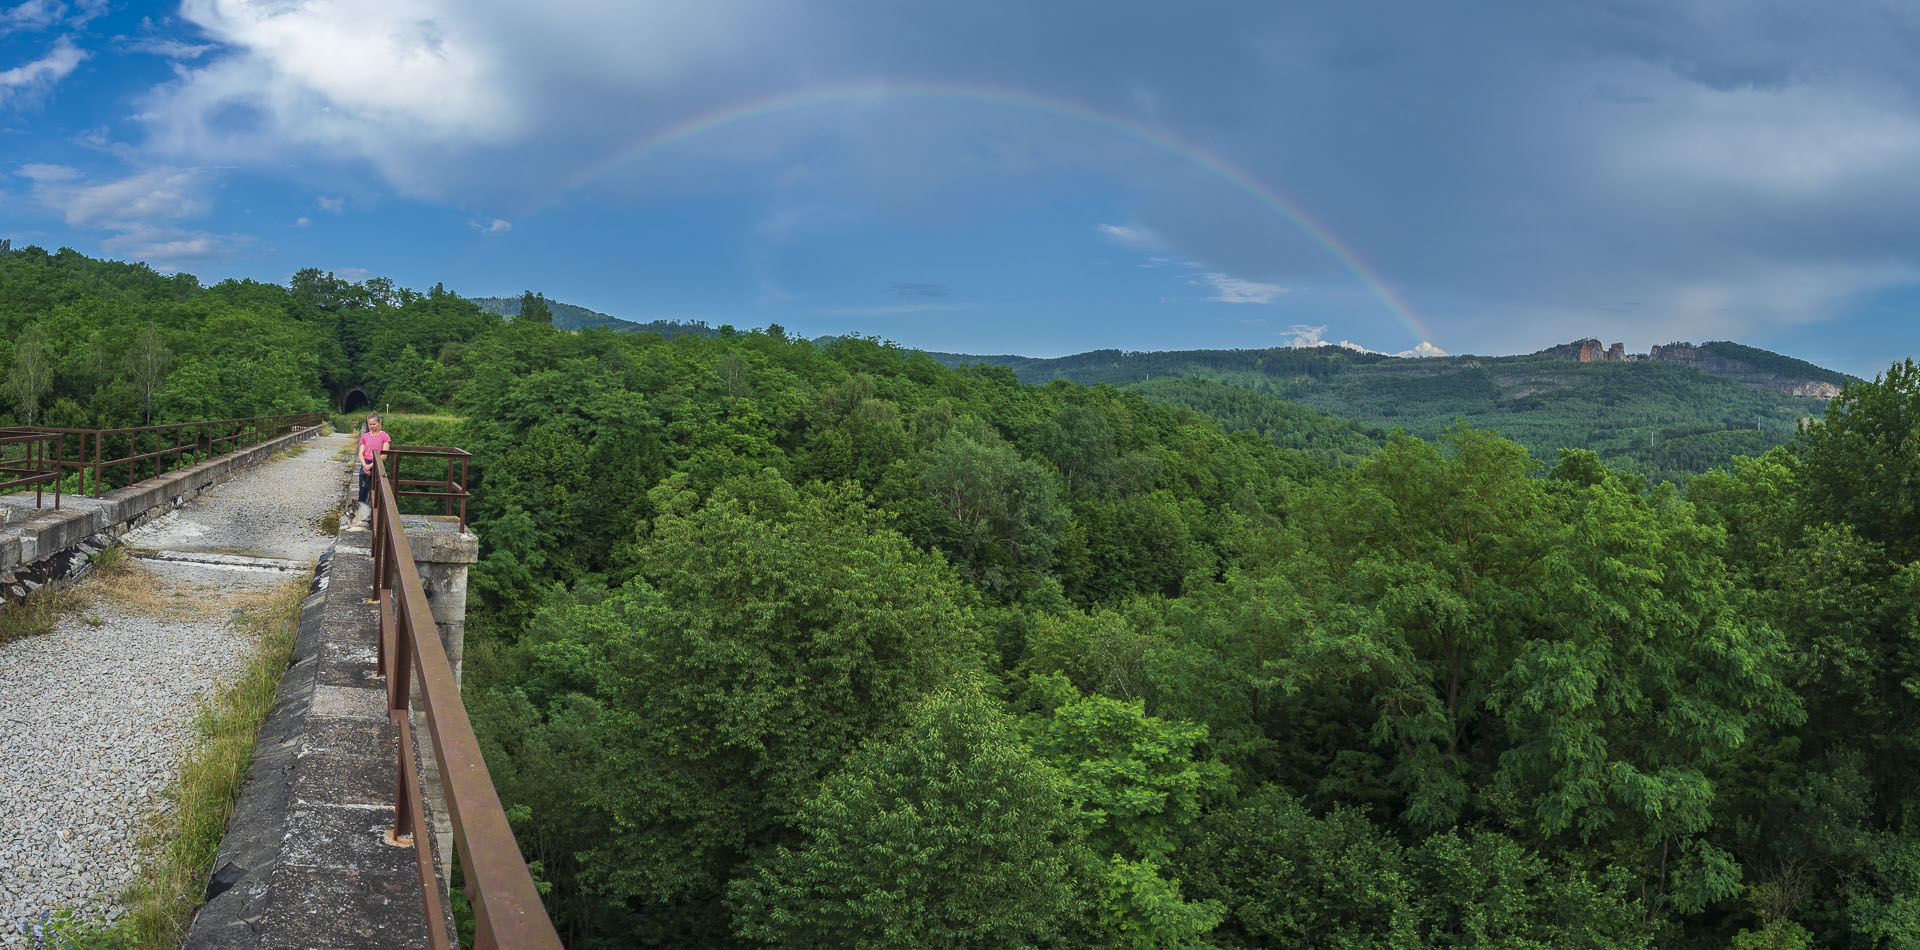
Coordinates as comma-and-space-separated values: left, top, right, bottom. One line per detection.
0, 432, 354, 944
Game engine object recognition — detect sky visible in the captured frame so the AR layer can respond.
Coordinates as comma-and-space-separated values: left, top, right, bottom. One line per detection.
3, 1, 1918, 377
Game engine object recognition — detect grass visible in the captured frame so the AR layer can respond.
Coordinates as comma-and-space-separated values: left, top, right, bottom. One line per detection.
89, 547, 125, 574
0, 544, 132, 645
14, 559, 306, 947
82, 561, 285, 623
116, 577, 307, 945
0, 589, 70, 645
318, 511, 341, 536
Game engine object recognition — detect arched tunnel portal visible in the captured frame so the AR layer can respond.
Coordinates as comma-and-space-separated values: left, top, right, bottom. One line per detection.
335, 385, 370, 413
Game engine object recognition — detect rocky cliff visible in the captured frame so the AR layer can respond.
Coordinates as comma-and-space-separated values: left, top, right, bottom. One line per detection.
1544, 339, 1620, 362
1540, 339, 1846, 398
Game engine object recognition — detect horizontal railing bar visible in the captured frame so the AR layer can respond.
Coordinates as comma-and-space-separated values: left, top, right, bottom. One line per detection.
384, 445, 473, 457
9, 413, 324, 503
372, 454, 559, 948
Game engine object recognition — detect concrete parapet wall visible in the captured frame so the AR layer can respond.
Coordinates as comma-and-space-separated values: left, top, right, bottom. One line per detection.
182, 538, 449, 949
0, 425, 321, 602
186, 505, 478, 947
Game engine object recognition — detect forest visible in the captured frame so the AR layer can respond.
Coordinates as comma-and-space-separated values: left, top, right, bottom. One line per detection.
3, 245, 1916, 949
927, 345, 1839, 486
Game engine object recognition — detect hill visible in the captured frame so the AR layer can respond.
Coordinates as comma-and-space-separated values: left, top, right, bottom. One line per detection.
466, 295, 722, 338
1543, 337, 1850, 396
928, 343, 1846, 482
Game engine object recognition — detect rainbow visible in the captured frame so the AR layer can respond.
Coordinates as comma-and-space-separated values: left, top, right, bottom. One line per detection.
529, 79, 1435, 347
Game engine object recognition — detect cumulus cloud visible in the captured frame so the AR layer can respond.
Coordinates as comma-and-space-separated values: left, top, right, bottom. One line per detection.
135, 0, 526, 193
316, 196, 345, 213
0, 36, 86, 105
469, 217, 511, 235
1282, 324, 1331, 348
1280, 324, 1444, 358
294, 216, 310, 227
135, 0, 807, 197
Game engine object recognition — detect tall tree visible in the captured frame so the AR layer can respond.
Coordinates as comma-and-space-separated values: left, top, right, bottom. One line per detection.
128, 325, 171, 423
729, 686, 1089, 949
8, 324, 51, 425
518, 290, 554, 325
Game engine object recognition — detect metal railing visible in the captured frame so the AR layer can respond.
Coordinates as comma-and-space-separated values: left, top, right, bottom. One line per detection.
29, 413, 327, 500
383, 445, 472, 532
369, 450, 560, 950
0, 428, 63, 509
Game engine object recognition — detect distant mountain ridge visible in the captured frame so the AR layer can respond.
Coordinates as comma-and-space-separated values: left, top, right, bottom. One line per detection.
1542, 338, 1850, 397
926, 341, 1849, 483
466, 295, 722, 339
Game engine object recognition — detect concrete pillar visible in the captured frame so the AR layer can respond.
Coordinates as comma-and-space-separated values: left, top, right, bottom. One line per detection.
401, 515, 479, 687
400, 514, 478, 905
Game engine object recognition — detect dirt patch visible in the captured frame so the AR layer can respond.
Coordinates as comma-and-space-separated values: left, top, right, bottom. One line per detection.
81, 561, 289, 622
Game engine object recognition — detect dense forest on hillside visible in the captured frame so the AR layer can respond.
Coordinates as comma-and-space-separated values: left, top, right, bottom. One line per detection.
0, 243, 498, 427
6, 246, 1917, 950
930, 346, 1833, 485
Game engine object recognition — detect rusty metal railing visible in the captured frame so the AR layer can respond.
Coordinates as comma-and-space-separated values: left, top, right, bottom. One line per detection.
383, 445, 471, 532
29, 413, 326, 499
369, 451, 560, 950
0, 429, 62, 510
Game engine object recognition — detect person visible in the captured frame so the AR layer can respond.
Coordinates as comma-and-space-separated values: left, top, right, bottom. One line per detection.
357, 414, 392, 507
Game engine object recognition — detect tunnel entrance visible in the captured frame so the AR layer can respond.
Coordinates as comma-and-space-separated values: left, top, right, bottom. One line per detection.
340, 387, 370, 413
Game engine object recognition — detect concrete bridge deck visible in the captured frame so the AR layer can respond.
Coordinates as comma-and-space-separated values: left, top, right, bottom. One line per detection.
0, 431, 359, 943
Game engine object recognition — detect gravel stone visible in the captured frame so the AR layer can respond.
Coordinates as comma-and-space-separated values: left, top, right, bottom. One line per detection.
0, 432, 351, 944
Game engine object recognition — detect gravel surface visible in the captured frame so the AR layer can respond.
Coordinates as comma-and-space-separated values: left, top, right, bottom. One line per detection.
0, 431, 353, 944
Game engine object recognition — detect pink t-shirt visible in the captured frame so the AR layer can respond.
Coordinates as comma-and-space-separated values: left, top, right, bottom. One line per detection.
360, 430, 392, 463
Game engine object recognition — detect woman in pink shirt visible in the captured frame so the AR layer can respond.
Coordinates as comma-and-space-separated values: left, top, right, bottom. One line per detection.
358, 414, 392, 507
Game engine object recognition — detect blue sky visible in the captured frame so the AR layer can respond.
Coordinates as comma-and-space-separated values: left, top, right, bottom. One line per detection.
3, 0, 1918, 377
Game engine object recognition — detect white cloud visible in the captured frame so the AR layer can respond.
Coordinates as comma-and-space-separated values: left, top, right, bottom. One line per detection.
1283, 324, 1330, 347
18, 163, 254, 270
294, 216, 310, 226
136, 0, 527, 192
1195, 272, 1287, 304
0, 0, 63, 34
69, 126, 135, 160
316, 195, 344, 213
334, 266, 370, 282
20, 163, 209, 226
1095, 222, 1163, 250
1101, 222, 1292, 304
469, 217, 511, 235
0, 36, 86, 105
1280, 324, 1445, 358
100, 223, 253, 271
121, 38, 216, 59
